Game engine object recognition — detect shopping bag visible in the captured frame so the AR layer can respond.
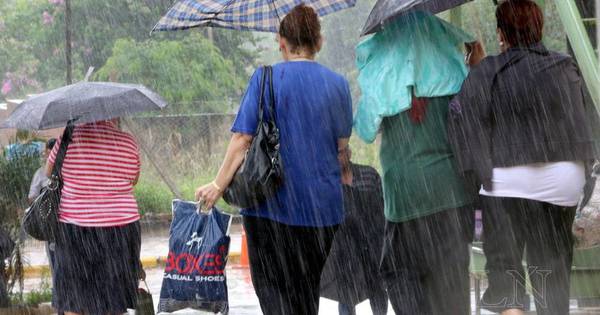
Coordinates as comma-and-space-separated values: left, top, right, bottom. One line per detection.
574, 163, 600, 249
158, 200, 232, 314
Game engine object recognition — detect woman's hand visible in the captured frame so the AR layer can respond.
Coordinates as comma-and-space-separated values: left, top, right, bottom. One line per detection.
465, 41, 486, 67
195, 181, 223, 211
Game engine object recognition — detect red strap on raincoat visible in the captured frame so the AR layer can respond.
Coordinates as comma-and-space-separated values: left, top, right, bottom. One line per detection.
409, 95, 429, 124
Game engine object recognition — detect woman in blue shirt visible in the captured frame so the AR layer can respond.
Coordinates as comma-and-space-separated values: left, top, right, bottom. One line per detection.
195, 4, 353, 314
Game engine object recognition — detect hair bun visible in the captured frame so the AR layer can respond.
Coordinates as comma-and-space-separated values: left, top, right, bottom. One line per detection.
279, 4, 322, 55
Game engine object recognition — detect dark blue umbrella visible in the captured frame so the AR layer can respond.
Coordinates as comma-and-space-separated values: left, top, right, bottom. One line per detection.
152, 0, 356, 33
361, 0, 475, 35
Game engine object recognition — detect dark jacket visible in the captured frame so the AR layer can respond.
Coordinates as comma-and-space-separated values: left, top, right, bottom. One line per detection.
448, 43, 600, 190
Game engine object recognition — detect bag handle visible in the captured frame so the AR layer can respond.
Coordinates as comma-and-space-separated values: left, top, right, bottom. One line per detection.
51, 120, 76, 179
141, 279, 152, 294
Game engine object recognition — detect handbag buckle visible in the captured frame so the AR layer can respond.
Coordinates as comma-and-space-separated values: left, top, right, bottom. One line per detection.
47, 176, 60, 191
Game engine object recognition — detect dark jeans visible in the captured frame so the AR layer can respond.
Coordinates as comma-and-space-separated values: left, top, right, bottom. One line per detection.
243, 216, 337, 315
338, 289, 388, 315
480, 196, 576, 315
381, 207, 474, 315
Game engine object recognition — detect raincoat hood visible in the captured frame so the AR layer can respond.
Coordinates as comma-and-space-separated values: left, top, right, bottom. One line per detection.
354, 11, 474, 143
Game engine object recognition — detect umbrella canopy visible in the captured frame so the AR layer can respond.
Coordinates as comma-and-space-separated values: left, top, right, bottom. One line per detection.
361, 0, 473, 35
1, 82, 167, 130
152, 0, 356, 33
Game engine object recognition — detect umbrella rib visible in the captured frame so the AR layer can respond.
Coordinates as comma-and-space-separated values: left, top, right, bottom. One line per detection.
270, 0, 281, 23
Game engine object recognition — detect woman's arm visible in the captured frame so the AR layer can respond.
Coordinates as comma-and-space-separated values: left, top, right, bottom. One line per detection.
338, 138, 350, 155
465, 41, 486, 67
195, 132, 253, 210
45, 160, 54, 178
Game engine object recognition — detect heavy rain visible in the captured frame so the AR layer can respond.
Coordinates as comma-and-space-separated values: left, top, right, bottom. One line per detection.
0, 0, 599, 314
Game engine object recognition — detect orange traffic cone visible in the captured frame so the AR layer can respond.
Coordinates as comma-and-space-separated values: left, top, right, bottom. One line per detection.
240, 227, 249, 267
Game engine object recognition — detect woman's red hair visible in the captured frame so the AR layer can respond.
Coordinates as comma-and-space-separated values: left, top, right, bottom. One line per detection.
496, 0, 544, 46
279, 4, 321, 54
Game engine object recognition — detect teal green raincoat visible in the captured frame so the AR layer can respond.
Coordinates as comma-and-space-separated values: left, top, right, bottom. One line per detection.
354, 11, 474, 143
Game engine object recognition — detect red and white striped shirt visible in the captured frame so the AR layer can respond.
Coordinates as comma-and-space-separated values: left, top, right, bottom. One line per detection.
49, 121, 141, 227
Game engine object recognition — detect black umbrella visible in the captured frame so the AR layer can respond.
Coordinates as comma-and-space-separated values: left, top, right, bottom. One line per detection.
1, 82, 167, 130
361, 0, 475, 35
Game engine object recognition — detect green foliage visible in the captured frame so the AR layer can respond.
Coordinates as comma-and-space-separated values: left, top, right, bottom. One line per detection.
0, 0, 259, 111
96, 34, 246, 113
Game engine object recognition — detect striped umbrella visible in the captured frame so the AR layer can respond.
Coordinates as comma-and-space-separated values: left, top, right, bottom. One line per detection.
152, 0, 356, 33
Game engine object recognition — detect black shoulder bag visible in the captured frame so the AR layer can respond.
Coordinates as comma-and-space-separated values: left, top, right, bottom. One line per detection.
223, 66, 284, 208
22, 121, 75, 241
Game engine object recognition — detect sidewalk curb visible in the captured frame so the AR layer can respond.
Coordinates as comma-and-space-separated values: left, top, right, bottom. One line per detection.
22, 252, 242, 278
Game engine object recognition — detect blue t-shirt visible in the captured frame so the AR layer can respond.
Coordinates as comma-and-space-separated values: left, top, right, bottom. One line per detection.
231, 62, 352, 227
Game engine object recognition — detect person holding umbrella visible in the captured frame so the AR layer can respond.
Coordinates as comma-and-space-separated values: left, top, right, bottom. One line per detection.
195, 4, 353, 314
448, 1, 600, 314
354, 11, 476, 315
46, 117, 143, 315
2, 82, 167, 315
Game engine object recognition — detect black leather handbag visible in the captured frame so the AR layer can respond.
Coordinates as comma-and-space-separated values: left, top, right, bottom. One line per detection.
223, 66, 284, 208
22, 121, 74, 241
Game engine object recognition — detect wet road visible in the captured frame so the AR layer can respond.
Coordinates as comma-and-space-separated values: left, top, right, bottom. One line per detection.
20, 225, 585, 314
142, 265, 497, 315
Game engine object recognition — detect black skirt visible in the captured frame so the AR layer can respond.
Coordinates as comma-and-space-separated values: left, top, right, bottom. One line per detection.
53, 221, 141, 314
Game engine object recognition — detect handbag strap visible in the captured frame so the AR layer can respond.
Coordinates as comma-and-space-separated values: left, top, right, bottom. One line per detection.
257, 65, 276, 128
257, 66, 268, 127
142, 279, 151, 293
51, 120, 76, 178
266, 66, 276, 125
